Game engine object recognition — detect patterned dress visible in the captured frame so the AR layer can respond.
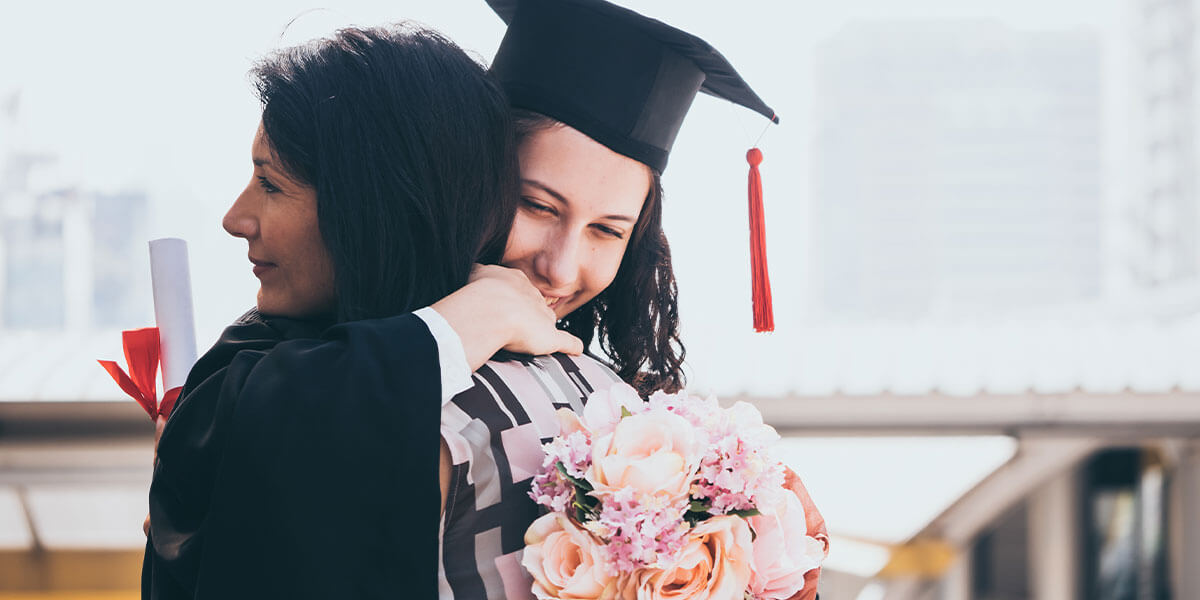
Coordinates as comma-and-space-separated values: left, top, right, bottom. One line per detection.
438, 352, 620, 599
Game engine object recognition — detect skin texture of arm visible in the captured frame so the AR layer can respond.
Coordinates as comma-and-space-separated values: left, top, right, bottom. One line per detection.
440, 439, 452, 516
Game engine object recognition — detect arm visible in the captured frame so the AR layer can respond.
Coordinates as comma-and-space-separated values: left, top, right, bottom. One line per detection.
440, 438, 452, 516
149, 313, 442, 599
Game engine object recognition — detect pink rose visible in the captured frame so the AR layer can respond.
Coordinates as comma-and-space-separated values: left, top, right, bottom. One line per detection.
747, 492, 825, 600
522, 513, 622, 600
620, 515, 754, 600
588, 408, 702, 501
581, 383, 644, 437
557, 408, 588, 437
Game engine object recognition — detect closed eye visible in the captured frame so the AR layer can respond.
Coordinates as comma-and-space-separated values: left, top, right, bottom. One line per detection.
592, 224, 625, 240
521, 197, 557, 216
257, 176, 281, 194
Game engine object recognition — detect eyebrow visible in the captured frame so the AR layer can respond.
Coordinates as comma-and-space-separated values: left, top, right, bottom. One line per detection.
522, 179, 637, 223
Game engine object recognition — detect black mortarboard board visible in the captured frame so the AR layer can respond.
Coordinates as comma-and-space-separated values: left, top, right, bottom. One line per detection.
486, 0, 778, 173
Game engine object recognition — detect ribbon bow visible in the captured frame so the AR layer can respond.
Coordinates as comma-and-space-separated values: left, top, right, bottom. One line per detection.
97, 327, 181, 420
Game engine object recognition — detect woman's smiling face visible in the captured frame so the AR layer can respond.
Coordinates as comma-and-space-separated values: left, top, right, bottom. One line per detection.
501, 124, 652, 319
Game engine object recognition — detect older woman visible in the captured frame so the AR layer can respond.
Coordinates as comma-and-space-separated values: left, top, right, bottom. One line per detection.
144, 24, 580, 599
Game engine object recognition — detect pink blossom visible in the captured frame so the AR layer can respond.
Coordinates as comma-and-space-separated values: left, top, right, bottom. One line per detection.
747, 493, 825, 600
588, 407, 703, 503
526, 384, 816, 598
581, 382, 644, 437
690, 402, 786, 516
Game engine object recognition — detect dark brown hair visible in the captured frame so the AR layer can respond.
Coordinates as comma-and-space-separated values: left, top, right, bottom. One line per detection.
254, 25, 518, 322
511, 110, 685, 395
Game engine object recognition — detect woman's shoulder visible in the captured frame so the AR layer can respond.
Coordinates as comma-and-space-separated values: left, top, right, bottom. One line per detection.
484, 350, 619, 381
480, 352, 620, 398
443, 353, 619, 439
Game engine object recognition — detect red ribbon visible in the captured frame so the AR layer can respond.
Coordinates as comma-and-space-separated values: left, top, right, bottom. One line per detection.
98, 327, 181, 421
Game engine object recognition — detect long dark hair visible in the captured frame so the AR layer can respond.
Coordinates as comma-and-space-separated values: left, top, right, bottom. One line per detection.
252, 25, 518, 322
512, 110, 686, 395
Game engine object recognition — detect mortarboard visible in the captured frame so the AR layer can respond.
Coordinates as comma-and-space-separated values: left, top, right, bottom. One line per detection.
486, 0, 778, 331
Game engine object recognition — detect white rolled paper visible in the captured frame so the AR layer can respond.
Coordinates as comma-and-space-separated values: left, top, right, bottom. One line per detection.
149, 238, 198, 392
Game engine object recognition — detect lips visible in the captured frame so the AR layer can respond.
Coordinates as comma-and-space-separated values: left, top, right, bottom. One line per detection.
249, 256, 277, 278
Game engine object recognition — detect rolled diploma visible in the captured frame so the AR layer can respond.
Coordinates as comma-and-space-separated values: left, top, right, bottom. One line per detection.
149, 238, 198, 393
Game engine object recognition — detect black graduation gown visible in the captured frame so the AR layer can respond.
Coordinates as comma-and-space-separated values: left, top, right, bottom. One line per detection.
142, 309, 441, 599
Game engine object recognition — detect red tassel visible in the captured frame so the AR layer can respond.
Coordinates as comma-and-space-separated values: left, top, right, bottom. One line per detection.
747, 148, 774, 332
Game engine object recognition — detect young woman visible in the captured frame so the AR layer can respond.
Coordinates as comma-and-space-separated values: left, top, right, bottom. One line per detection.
143, 24, 584, 599
436, 1, 828, 599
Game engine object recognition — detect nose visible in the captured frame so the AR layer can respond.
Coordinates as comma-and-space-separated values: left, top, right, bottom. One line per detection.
223, 182, 259, 240
533, 228, 583, 294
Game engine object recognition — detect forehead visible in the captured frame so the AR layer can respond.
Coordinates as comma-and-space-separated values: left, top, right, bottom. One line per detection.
518, 125, 651, 218
252, 123, 269, 155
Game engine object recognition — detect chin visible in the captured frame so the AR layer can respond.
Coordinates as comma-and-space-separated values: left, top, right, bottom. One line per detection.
555, 302, 583, 320
255, 290, 294, 317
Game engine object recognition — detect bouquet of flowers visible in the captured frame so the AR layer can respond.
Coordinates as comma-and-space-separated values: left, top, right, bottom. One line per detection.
523, 383, 826, 600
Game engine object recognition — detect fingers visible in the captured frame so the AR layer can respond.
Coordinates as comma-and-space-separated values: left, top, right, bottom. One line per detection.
154, 415, 167, 448
143, 514, 151, 537
553, 331, 585, 356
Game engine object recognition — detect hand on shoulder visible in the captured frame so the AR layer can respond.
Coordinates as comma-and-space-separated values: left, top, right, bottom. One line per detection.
433, 265, 583, 372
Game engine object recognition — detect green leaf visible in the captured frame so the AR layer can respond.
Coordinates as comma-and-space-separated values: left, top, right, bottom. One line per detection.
555, 461, 594, 492
688, 500, 712, 513
728, 508, 762, 519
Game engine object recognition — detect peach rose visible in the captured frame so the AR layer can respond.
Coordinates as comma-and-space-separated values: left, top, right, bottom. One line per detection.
620, 515, 753, 600
747, 493, 825, 600
522, 513, 622, 600
557, 407, 588, 437
588, 409, 702, 501
581, 383, 644, 437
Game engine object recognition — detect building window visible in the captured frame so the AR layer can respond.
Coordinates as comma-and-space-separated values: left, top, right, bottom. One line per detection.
1083, 448, 1169, 600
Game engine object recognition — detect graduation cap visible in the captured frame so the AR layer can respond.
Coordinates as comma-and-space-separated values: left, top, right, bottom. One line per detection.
487, 0, 779, 331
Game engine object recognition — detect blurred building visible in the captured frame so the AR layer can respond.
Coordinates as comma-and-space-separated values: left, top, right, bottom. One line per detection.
91, 191, 151, 328
0, 92, 150, 332
811, 21, 1103, 319
1127, 0, 1199, 288
1, 191, 68, 329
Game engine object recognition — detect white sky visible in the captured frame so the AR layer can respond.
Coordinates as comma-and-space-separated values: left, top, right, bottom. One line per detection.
0, 0, 1126, 345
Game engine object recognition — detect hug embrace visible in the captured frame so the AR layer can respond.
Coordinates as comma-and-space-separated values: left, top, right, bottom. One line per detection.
141, 0, 828, 598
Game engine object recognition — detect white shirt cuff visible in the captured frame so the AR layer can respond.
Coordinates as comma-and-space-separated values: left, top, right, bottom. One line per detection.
413, 306, 474, 406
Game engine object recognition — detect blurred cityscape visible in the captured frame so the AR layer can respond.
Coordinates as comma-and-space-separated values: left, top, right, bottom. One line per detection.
0, 91, 151, 332
813, 21, 1103, 319
0, 1, 1198, 600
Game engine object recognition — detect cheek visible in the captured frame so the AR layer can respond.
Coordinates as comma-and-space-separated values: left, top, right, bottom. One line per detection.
579, 244, 627, 296
284, 209, 335, 307
501, 214, 543, 265
301, 230, 336, 293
